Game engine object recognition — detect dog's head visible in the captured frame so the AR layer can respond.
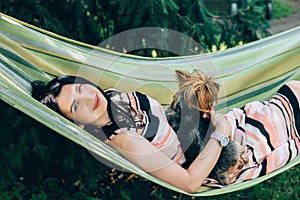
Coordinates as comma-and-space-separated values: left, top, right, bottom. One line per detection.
172, 69, 220, 116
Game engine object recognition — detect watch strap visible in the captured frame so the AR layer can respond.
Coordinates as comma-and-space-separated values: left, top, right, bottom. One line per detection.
210, 132, 223, 141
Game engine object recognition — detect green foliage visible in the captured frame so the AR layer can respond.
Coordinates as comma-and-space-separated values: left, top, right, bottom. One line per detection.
214, 0, 271, 48
273, 0, 296, 18
0, 0, 270, 55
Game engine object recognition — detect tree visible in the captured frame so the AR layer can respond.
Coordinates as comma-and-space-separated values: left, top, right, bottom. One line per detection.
0, 0, 270, 56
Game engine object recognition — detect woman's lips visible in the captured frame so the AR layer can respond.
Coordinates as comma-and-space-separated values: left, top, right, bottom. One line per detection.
93, 94, 101, 111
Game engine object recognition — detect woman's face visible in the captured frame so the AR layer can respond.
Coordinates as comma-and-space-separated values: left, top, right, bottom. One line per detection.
55, 83, 108, 126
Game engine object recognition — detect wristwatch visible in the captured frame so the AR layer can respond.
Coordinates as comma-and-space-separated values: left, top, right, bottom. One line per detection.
210, 132, 229, 147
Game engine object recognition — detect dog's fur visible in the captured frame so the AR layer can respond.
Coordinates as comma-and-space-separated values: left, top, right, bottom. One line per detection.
165, 70, 239, 185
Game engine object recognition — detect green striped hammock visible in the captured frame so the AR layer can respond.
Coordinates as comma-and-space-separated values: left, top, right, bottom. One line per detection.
0, 13, 299, 196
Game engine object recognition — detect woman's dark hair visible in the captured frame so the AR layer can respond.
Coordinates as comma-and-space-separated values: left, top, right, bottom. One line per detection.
32, 75, 116, 141
31, 75, 105, 118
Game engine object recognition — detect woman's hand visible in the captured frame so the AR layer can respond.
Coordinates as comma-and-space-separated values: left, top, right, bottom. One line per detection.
210, 110, 232, 139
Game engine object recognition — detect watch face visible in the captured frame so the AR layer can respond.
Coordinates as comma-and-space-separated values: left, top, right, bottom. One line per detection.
220, 136, 229, 147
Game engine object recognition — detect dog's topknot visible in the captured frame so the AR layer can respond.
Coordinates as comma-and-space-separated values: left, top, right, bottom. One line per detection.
173, 69, 220, 113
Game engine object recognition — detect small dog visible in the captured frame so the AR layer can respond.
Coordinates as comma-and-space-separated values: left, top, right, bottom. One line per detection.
165, 69, 241, 185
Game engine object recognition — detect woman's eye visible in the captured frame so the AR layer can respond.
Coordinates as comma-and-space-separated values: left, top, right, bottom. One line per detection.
74, 102, 79, 111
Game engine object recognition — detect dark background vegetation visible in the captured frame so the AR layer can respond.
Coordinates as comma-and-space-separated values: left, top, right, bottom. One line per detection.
0, 0, 299, 199
0, 0, 271, 56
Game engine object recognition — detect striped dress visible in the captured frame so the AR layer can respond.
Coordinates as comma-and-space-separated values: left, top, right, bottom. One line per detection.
102, 89, 186, 165
222, 82, 300, 184
101, 82, 299, 186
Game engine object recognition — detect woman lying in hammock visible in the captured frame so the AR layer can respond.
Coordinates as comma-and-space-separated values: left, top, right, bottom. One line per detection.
31, 70, 300, 193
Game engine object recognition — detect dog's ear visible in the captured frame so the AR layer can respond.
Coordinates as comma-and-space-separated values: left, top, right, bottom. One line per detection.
175, 70, 189, 86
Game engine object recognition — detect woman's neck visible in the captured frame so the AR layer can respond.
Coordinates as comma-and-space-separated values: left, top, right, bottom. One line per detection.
97, 110, 113, 128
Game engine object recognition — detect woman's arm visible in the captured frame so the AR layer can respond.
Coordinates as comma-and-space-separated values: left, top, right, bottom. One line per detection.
110, 112, 231, 193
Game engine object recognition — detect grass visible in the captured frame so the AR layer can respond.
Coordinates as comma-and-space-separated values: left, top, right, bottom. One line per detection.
273, 0, 297, 18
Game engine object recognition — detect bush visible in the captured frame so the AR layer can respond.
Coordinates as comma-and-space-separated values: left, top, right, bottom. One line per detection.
273, 0, 296, 18
0, 0, 271, 55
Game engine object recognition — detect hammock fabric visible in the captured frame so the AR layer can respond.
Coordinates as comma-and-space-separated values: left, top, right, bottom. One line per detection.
0, 13, 299, 196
